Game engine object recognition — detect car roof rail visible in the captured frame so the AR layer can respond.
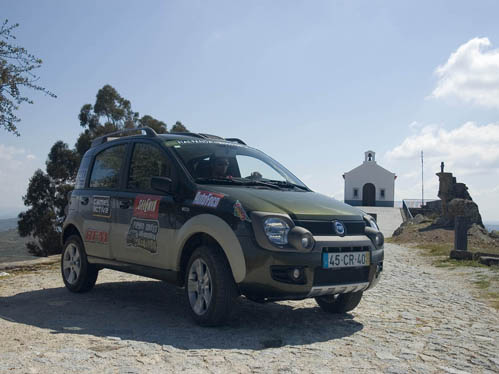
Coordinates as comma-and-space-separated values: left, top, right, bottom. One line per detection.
169, 132, 206, 139
225, 138, 247, 145
91, 127, 157, 148
198, 133, 224, 140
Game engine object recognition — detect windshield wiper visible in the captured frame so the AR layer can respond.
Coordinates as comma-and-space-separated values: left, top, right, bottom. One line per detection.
195, 177, 283, 190
267, 180, 310, 191
194, 177, 245, 185
232, 178, 283, 190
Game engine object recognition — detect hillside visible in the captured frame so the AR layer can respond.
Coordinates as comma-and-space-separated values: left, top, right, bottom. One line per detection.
0, 218, 17, 232
0, 229, 34, 263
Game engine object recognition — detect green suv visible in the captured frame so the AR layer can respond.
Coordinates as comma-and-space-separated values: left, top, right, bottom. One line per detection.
61, 128, 384, 326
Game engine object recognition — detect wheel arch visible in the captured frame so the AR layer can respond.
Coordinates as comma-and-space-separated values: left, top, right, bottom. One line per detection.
175, 214, 246, 284
62, 224, 83, 246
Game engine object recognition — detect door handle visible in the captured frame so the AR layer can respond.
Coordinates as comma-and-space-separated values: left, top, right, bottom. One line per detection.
119, 200, 130, 209
80, 197, 89, 205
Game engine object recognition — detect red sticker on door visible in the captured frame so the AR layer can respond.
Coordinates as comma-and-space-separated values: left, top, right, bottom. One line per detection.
133, 195, 161, 219
85, 229, 109, 244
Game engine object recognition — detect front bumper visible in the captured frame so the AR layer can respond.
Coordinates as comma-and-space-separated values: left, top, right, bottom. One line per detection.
237, 235, 384, 301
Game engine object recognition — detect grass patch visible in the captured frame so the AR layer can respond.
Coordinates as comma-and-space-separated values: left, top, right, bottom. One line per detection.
433, 258, 487, 269
416, 243, 453, 257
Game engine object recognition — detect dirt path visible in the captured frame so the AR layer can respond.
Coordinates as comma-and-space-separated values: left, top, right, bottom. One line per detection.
0, 243, 498, 374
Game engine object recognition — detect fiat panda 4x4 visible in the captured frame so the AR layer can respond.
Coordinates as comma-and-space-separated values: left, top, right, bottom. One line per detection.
61, 128, 384, 326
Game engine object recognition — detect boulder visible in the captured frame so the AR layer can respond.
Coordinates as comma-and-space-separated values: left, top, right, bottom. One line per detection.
447, 198, 483, 227
490, 230, 499, 239
468, 223, 493, 244
412, 214, 431, 224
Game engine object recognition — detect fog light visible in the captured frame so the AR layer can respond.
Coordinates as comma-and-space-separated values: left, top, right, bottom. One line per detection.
292, 268, 301, 279
301, 236, 310, 248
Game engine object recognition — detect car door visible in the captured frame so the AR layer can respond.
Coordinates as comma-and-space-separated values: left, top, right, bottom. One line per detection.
81, 143, 128, 260
111, 140, 176, 268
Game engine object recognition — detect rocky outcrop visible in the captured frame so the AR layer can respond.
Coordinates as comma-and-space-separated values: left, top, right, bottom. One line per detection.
392, 214, 432, 237
448, 199, 483, 227
435, 172, 483, 227
467, 223, 494, 244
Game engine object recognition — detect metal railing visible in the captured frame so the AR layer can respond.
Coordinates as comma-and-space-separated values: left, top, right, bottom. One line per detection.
402, 200, 413, 220
401, 199, 439, 221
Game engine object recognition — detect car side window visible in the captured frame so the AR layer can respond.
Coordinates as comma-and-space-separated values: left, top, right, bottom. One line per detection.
89, 144, 127, 189
127, 143, 172, 191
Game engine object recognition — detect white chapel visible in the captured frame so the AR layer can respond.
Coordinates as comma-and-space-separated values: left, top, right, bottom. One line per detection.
343, 150, 396, 207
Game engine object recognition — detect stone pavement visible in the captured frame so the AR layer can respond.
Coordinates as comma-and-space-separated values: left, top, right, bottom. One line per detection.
0, 242, 498, 373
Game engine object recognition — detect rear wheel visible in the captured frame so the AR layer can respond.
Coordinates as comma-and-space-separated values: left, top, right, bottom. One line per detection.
315, 291, 363, 313
185, 245, 237, 326
61, 235, 98, 293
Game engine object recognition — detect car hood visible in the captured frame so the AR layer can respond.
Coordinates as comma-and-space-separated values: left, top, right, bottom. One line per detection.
203, 186, 365, 221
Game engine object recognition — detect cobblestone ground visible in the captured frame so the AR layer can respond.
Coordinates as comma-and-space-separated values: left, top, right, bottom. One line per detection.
0, 243, 498, 374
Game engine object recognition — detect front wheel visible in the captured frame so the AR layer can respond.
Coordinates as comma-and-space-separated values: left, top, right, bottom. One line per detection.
185, 245, 237, 326
315, 291, 363, 313
61, 235, 98, 293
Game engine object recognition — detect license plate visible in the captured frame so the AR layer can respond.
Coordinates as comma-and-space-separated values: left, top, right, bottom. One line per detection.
322, 251, 370, 269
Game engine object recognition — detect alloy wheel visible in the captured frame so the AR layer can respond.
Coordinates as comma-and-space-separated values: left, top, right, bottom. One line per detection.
62, 243, 81, 285
187, 258, 213, 315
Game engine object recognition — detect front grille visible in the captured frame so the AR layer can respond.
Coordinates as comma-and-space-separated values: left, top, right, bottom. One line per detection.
313, 267, 370, 286
294, 220, 366, 236
323, 246, 371, 253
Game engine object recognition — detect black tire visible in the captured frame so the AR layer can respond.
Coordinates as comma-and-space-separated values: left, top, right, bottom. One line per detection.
315, 291, 363, 313
185, 245, 238, 326
61, 235, 98, 293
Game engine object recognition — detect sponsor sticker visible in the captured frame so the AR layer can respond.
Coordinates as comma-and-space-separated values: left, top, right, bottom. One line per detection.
133, 195, 161, 219
85, 229, 108, 244
233, 200, 251, 222
126, 218, 159, 253
92, 196, 111, 217
126, 195, 162, 253
192, 191, 224, 208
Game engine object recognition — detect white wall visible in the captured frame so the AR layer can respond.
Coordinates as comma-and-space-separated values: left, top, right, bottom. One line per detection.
344, 163, 395, 203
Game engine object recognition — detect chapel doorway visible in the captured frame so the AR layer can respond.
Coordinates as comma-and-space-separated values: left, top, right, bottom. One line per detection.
362, 183, 376, 206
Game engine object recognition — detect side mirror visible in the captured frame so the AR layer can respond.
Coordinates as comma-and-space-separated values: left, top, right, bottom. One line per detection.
151, 176, 173, 194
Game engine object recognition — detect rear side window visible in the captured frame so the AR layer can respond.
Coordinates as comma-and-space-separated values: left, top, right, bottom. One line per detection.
89, 144, 127, 189
75, 155, 91, 189
127, 143, 171, 190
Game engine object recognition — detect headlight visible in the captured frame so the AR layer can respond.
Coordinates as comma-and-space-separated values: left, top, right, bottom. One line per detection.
363, 215, 379, 231
368, 219, 379, 231
264, 217, 290, 245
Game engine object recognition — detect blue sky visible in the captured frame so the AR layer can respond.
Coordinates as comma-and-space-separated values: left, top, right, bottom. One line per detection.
1, 1, 499, 222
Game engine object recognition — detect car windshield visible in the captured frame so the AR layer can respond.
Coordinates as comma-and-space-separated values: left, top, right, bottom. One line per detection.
164, 139, 308, 190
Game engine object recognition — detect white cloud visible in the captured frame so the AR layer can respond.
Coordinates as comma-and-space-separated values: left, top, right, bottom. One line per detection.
384, 122, 499, 221
0, 144, 42, 217
386, 122, 499, 175
431, 37, 499, 107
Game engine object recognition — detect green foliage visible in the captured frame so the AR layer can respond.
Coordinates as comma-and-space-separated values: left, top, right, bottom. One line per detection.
46, 141, 79, 181
18, 140, 80, 256
139, 115, 167, 134
171, 121, 188, 133
75, 84, 173, 156
0, 20, 56, 136
17, 169, 61, 256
